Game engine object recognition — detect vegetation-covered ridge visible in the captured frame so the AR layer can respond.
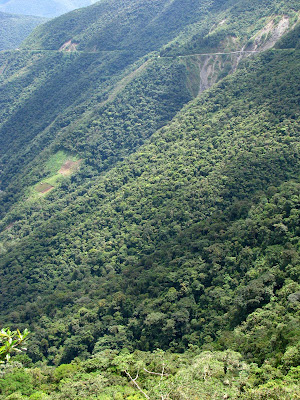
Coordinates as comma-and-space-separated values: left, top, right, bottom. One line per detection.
22, 0, 300, 53
0, 46, 299, 364
0, 0, 299, 398
0, 12, 46, 51
0, 0, 298, 216
0, 348, 299, 399
0, 50, 195, 219
161, 0, 300, 56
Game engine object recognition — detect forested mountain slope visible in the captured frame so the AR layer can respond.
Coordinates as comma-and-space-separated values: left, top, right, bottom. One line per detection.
0, 0, 98, 18
0, 12, 46, 51
1, 43, 299, 361
0, 0, 299, 398
0, 0, 298, 216
22, 0, 299, 54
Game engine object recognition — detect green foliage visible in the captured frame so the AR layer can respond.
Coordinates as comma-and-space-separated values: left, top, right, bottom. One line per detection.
0, 50, 193, 218
0, 1, 299, 398
21, 0, 219, 52
0, 47, 299, 367
160, 0, 300, 56
0, 367, 34, 397
52, 363, 80, 382
0, 328, 29, 363
0, 349, 298, 399
276, 22, 300, 49
0, 12, 45, 51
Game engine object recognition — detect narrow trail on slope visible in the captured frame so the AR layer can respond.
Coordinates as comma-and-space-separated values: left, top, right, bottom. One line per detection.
2, 49, 259, 56
159, 50, 259, 59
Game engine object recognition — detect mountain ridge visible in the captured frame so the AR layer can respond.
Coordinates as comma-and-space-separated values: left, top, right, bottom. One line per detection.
0, 11, 46, 51
0, 1, 299, 398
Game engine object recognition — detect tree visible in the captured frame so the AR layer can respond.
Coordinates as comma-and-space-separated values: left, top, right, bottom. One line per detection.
0, 328, 29, 363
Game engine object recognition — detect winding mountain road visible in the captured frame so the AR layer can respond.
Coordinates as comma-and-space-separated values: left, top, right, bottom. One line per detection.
159, 50, 259, 59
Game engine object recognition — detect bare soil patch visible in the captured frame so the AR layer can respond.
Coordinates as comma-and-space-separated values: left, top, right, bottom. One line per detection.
59, 160, 81, 176
36, 182, 54, 193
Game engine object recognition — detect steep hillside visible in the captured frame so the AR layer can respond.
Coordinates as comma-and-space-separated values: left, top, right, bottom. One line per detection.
1, 45, 299, 358
22, 0, 299, 53
162, 0, 300, 56
1, 0, 298, 216
0, 12, 46, 51
0, 1, 299, 398
21, 0, 224, 52
0, 0, 98, 18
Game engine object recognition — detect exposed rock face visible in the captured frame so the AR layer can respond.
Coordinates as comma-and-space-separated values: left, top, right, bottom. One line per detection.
59, 40, 78, 52
246, 16, 295, 52
196, 15, 299, 95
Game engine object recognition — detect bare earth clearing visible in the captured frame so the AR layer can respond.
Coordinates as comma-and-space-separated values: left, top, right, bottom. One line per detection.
35, 182, 54, 193
58, 159, 81, 176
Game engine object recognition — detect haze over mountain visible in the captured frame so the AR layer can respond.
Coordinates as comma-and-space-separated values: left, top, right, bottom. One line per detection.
0, 11, 46, 50
0, 0, 299, 398
0, 0, 98, 18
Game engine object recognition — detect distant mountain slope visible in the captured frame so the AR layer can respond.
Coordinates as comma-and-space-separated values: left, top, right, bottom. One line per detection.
0, 0, 298, 203
0, 0, 98, 18
0, 45, 299, 364
22, 0, 299, 53
0, 11, 46, 50
0, 0, 299, 377
21, 0, 219, 52
161, 0, 300, 56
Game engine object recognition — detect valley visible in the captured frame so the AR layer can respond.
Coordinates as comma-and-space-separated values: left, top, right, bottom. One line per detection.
0, 0, 299, 399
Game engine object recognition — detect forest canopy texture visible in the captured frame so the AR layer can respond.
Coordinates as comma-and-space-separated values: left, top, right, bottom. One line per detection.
0, 12, 46, 51
0, 0, 299, 399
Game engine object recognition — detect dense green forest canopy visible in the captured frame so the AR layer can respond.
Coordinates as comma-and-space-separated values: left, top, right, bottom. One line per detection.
21, 0, 300, 53
0, 0, 299, 398
1, 45, 299, 360
0, 12, 46, 51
